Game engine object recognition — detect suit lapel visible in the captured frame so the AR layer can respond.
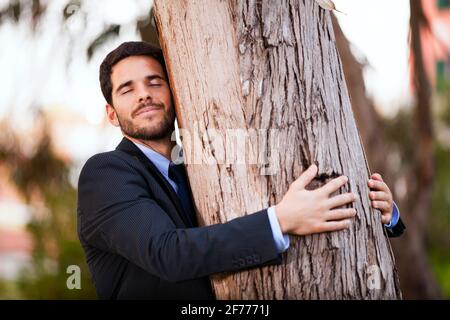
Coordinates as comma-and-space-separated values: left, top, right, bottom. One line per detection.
115, 137, 192, 227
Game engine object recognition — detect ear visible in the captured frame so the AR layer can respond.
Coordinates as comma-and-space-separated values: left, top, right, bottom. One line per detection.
106, 104, 120, 127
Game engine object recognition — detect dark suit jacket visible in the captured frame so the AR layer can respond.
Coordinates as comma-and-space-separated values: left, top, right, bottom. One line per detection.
385, 218, 406, 238
77, 138, 281, 299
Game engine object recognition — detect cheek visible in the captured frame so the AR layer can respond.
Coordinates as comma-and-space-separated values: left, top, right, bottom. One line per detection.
114, 96, 135, 113
158, 87, 173, 106
119, 94, 135, 105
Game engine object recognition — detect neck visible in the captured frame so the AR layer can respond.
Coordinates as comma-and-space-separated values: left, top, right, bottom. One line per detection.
125, 134, 176, 161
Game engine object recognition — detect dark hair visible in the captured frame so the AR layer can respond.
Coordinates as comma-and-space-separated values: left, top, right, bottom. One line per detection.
99, 41, 167, 105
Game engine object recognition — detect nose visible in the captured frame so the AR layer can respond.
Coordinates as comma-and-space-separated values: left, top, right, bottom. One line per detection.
137, 83, 152, 104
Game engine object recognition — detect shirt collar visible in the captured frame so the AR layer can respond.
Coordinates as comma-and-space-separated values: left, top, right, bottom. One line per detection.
131, 140, 172, 179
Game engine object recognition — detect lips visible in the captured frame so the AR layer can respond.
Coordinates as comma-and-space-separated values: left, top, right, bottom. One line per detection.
133, 105, 163, 117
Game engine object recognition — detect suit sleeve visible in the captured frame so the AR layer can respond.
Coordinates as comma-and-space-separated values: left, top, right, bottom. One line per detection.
385, 218, 406, 238
383, 203, 406, 238
77, 153, 281, 283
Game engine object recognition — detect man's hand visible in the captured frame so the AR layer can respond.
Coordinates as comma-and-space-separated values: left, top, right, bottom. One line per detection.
275, 164, 357, 236
368, 173, 394, 225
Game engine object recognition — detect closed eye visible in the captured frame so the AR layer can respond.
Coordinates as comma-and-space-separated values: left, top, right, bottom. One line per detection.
148, 80, 163, 87
146, 75, 165, 87
121, 88, 133, 95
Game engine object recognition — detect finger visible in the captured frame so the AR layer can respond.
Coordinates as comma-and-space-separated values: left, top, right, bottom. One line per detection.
319, 175, 349, 196
371, 173, 384, 181
368, 179, 388, 192
381, 215, 392, 225
319, 219, 352, 233
369, 191, 390, 201
326, 192, 357, 209
371, 201, 390, 212
325, 208, 357, 221
293, 164, 318, 189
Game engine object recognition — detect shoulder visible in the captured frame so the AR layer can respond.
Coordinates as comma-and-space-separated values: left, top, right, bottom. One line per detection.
81, 149, 141, 172
78, 149, 145, 185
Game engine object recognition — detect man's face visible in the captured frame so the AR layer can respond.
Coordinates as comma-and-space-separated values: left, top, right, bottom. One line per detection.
106, 55, 175, 141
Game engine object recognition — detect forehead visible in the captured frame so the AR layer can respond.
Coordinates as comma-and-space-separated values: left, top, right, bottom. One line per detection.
111, 55, 165, 88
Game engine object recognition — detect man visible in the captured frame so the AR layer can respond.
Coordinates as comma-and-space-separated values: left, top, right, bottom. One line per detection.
77, 41, 405, 300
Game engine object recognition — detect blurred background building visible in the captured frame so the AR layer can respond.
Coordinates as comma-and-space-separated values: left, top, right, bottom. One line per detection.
421, 0, 450, 89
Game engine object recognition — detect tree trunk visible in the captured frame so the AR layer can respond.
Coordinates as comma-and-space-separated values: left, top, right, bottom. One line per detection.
153, 0, 402, 299
333, 12, 442, 299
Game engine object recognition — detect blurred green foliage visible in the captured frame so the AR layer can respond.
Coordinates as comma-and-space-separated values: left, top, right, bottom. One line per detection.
0, 121, 96, 299
437, 78, 450, 127
429, 142, 450, 299
426, 72, 450, 297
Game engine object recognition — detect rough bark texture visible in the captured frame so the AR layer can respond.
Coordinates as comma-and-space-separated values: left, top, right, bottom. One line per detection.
154, 0, 402, 299
333, 13, 442, 299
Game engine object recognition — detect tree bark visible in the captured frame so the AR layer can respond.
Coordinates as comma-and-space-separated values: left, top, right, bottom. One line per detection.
153, 0, 402, 299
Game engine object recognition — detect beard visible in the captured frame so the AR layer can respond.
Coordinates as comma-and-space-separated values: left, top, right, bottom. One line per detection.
117, 102, 175, 141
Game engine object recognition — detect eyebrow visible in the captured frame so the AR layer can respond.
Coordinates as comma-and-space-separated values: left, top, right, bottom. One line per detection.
145, 74, 166, 83
115, 74, 166, 95
115, 80, 133, 94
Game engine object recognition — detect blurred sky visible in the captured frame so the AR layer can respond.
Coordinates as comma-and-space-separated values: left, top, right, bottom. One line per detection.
334, 0, 412, 114
0, 0, 412, 165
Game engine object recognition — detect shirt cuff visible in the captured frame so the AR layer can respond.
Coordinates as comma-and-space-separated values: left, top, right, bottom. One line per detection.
267, 206, 290, 253
384, 202, 400, 229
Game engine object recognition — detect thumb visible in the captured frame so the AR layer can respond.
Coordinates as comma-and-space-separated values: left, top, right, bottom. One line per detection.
294, 164, 318, 190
